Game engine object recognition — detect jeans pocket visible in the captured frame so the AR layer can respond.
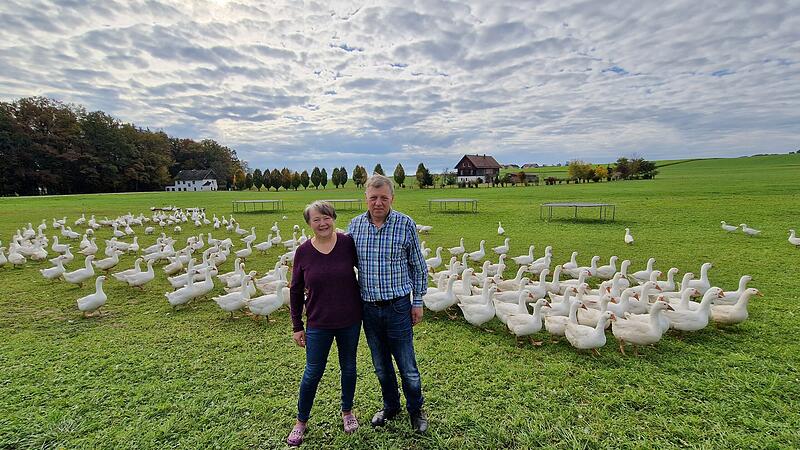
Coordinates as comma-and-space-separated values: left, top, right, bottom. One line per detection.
391, 296, 411, 314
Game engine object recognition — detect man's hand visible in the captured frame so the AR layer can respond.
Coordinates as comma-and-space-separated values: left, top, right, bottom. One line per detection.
411, 306, 423, 326
292, 330, 306, 347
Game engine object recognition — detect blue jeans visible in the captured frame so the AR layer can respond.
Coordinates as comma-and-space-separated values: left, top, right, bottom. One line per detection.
297, 321, 361, 422
362, 295, 424, 414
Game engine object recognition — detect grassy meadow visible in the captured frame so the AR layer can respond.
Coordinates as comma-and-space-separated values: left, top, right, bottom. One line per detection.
1, 154, 800, 449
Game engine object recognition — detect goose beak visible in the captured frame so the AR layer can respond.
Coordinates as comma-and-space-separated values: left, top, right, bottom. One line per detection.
756, 291, 764, 297
610, 298, 618, 304
718, 291, 725, 298
580, 304, 588, 310
666, 304, 675, 311
610, 314, 617, 321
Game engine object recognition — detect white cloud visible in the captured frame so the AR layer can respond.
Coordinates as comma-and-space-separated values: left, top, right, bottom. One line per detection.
0, 0, 798, 172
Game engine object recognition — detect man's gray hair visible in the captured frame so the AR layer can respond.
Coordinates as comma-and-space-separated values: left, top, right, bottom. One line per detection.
365, 174, 395, 196
303, 200, 337, 224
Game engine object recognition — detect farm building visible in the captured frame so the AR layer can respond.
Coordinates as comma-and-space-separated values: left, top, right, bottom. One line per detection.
165, 169, 218, 192
455, 154, 501, 182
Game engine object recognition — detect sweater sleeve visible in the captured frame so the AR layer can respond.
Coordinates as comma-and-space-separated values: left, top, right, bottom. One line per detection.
289, 248, 306, 332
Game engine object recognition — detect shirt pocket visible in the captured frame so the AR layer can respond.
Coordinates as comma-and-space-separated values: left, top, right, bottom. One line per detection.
386, 234, 407, 262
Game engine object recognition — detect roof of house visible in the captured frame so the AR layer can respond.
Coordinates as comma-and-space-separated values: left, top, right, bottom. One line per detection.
174, 169, 217, 181
457, 154, 502, 169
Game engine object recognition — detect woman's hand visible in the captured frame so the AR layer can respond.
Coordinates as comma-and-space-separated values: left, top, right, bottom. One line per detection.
293, 330, 306, 347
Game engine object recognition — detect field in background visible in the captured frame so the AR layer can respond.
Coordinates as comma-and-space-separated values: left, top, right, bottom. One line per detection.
1, 154, 799, 448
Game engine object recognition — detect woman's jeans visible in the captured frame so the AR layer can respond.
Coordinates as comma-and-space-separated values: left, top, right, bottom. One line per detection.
297, 321, 361, 422
361, 295, 425, 414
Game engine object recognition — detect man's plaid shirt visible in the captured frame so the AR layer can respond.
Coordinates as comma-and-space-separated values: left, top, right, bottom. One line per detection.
348, 209, 428, 307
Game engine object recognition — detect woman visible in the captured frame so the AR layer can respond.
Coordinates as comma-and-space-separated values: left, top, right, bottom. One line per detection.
287, 201, 362, 446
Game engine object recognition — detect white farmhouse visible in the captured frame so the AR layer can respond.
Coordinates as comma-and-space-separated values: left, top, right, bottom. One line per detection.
165, 169, 219, 192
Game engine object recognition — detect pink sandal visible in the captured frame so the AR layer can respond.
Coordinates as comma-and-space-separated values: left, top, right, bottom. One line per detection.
343, 413, 359, 433
286, 423, 306, 446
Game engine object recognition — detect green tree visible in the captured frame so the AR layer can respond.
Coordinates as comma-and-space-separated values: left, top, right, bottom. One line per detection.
339, 166, 348, 188
373, 163, 384, 175
291, 171, 301, 190
416, 163, 432, 188
252, 168, 263, 190
300, 170, 309, 189
332, 167, 340, 188
320, 168, 328, 189
393, 163, 405, 188
270, 168, 281, 191
262, 168, 271, 191
615, 157, 630, 179
280, 167, 292, 190
353, 165, 367, 187
233, 168, 246, 190
245, 172, 253, 190
310, 167, 321, 189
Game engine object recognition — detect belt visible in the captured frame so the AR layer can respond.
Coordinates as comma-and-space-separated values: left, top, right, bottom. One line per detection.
368, 295, 409, 307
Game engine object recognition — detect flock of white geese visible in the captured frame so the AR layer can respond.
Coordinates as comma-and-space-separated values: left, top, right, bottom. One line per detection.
0, 212, 770, 356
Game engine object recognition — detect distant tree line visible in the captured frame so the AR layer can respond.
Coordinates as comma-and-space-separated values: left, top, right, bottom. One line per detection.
0, 97, 245, 196
246, 162, 424, 191
565, 157, 658, 183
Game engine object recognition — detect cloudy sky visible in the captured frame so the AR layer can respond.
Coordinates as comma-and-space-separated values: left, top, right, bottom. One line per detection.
1, 0, 798, 172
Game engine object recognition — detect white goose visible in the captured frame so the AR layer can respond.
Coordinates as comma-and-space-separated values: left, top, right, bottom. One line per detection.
234, 241, 253, 260
566, 311, 614, 355
494, 289, 530, 325
655, 268, 680, 292
720, 221, 738, 232
740, 224, 760, 236
422, 274, 459, 317
685, 262, 713, 295
714, 275, 753, 305
565, 256, 599, 279
495, 267, 529, 291
467, 240, 486, 262
486, 254, 506, 278
710, 288, 761, 325
51, 236, 69, 253
456, 278, 493, 305
631, 258, 656, 284
0, 246, 9, 268
448, 238, 465, 256
93, 251, 122, 271
611, 300, 674, 356
492, 238, 510, 255
624, 228, 634, 245
125, 260, 156, 288
40, 256, 67, 280
254, 235, 273, 253
76, 276, 108, 317
165, 269, 198, 308
457, 286, 497, 327
246, 280, 289, 320
497, 221, 505, 235
545, 297, 584, 340
789, 229, 800, 247
622, 294, 672, 334
425, 247, 443, 270
213, 275, 252, 318
562, 251, 579, 271
512, 245, 535, 265
507, 299, 550, 345
594, 256, 618, 280
494, 278, 532, 303
663, 287, 725, 331
63, 255, 95, 287
112, 258, 143, 281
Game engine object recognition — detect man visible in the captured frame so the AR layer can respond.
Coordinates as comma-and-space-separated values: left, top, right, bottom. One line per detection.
348, 174, 429, 433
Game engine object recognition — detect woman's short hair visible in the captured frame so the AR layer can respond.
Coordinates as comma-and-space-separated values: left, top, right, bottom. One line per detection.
365, 174, 395, 196
303, 201, 337, 224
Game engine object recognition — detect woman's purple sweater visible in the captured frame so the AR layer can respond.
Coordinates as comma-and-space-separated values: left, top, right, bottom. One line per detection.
290, 233, 362, 332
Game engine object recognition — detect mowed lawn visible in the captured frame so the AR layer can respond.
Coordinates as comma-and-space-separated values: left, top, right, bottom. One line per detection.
1, 154, 799, 449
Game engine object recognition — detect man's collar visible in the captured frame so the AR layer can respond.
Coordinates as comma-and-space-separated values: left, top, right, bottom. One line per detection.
366, 209, 395, 225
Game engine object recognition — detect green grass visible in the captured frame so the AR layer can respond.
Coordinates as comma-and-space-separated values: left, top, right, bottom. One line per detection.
2, 154, 800, 448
